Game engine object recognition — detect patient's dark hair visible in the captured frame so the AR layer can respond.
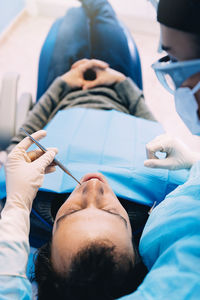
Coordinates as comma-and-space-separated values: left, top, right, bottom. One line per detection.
34, 240, 147, 300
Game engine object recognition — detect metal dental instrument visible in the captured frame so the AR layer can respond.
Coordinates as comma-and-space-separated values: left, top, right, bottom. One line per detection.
20, 128, 81, 185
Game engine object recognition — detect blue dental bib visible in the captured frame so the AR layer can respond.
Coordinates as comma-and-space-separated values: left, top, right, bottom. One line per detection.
0, 108, 188, 205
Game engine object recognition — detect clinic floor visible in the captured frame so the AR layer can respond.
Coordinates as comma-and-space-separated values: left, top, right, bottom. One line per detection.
1, 5, 200, 151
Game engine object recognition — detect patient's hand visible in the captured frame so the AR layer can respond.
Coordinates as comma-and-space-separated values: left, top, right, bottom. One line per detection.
82, 67, 126, 90
62, 59, 108, 89
0, 151, 8, 169
71, 58, 126, 90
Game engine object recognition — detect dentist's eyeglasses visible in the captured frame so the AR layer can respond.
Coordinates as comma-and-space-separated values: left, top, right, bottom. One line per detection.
152, 56, 176, 93
152, 55, 200, 94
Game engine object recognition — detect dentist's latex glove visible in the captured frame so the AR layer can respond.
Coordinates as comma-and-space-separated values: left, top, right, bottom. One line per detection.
5, 130, 58, 211
144, 134, 200, 170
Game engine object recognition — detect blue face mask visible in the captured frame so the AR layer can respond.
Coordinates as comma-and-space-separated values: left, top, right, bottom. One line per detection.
152, 55, 200, 94
174, 82, 200, 135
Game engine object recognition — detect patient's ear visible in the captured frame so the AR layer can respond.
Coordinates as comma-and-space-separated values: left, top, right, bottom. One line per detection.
83, 68, 96, 81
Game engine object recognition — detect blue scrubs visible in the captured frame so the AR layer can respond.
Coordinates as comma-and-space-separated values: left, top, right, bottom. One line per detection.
121, 161, 200, 300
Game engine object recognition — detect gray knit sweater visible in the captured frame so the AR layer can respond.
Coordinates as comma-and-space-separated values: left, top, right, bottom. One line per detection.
7, 77, 156, 152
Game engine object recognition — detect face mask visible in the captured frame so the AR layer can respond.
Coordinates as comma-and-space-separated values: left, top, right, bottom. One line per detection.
174, 82, 200, 135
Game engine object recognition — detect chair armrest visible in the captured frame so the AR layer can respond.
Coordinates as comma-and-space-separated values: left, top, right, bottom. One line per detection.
15, 93, 33, 133
0, 73, 19, 149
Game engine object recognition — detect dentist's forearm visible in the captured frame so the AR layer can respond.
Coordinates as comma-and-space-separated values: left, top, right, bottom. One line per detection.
0, 202, 30, 277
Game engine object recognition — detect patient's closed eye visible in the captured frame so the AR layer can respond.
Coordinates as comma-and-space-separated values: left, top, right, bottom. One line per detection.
56, 208, 127, 228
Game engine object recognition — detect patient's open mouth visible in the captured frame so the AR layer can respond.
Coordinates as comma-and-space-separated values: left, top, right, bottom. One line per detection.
81, 173, 107, 184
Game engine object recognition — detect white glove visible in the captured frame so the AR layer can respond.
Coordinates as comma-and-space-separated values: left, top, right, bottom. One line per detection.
5, 130, 58, 211
0, 151, 8, 168
144, 134, 200, 170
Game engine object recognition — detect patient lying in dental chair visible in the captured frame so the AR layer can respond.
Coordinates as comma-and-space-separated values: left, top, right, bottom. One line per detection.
0, 0, 190, 299
1, 0, 160, 250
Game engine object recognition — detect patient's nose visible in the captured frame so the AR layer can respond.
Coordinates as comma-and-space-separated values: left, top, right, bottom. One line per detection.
81, 179, 105, 204
82, 178, 104, 191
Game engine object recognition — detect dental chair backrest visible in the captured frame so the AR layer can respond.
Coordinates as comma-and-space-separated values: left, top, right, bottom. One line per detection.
36, 11, 143, 100
0, 73, 33, 150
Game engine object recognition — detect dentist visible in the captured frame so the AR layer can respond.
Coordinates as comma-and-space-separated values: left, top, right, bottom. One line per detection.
145, 0, 200, 170
0, 130, 57, 299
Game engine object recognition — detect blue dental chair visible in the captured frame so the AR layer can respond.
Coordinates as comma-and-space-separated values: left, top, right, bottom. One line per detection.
36, 6, 143, 101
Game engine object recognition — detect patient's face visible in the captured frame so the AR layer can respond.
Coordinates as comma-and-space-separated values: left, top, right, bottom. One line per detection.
51, 173, 134, 272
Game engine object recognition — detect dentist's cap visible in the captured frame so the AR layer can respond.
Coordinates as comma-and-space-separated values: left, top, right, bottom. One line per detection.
157, 0, 200, 34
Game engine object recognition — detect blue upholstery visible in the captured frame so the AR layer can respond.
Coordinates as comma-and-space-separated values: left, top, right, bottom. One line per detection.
36, 7, 143, 100
36, 18, 63, 101
121, 22, 143, 90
